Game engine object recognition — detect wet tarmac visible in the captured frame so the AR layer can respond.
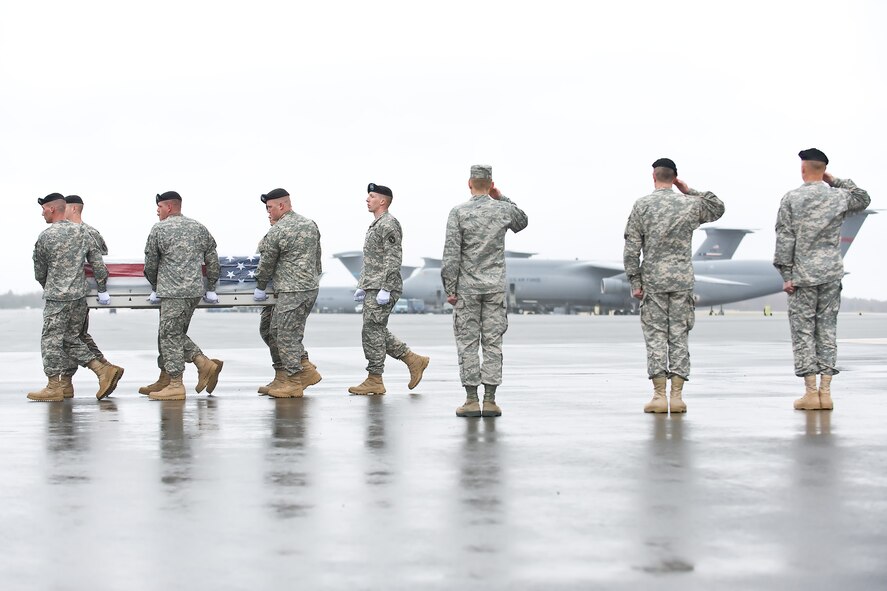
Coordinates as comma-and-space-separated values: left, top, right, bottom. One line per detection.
1, 310, 886, 590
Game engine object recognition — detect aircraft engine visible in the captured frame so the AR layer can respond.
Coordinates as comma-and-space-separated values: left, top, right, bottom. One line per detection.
601, 277, 630, 295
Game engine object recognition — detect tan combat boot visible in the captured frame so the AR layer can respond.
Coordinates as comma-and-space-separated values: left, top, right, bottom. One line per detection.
348, 373, 386, 395
193, 354, 223, 394
139, 370, 170, 395
456, 399, 482, 417
149, 375, 186, 401
300, 358, 322, 389
644, 377, 669, 413
268, 372, 304, 398
669, 376, 687, 413
819, 374, 834, 410
482, 399, 502, 417
400, 351, 430, 389
258, 369, 286, 395
27, 376, 65, 402
87, 359, 124, 400
794, 375, 821, 410
61, 375, 74, 399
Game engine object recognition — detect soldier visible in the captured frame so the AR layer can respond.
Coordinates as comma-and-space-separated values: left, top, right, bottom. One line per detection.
29, 193, 123, 402
442, 165, 528, 418
140, 191, 224, 401
349, 183, 430, 395
774, 149, 871, 411
62, 194, 122, 398
253, 188, 323, 398
256, 209, 322, 396
623, 158, 725, 414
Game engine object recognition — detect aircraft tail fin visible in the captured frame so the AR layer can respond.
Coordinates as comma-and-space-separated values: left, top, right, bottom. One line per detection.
333, 251, 364, 280
693, 228, 753, 260
840, 209, 876, 258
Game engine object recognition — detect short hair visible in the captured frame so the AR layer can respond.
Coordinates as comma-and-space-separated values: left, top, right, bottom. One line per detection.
469, 178, 493, 192
805, 160, 826, 173
653, 167, 676, 183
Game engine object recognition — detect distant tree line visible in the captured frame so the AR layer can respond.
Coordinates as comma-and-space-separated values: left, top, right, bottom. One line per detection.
0, 291, 43, 309
723, 295, 887, 314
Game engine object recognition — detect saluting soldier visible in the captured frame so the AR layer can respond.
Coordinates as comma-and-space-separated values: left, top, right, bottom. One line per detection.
442, 165, 529, 418
349, 183, 430, 396
253, 188, 322, 398
29, 193, 122, 401
623, 158, 724, 414
774, 149, 871, 411
140, 191, 223, 401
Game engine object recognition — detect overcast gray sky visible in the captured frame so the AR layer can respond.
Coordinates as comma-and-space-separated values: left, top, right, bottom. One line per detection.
2, 0, 884, 297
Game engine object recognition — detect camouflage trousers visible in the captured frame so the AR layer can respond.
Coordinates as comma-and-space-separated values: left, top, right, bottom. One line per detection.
362, 289, 409, 374
788, 280, 841, 376
259, 305, 283, 370
453, 292, 508, 386
157, 297, 203, 377
65, 310, 105, 376
272, 290, 318, 376
640, 290, 696, 380
41, 298, 97, 376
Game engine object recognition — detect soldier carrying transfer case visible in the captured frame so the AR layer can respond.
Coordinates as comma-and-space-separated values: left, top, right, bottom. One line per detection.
774, 148, 871, 411
349, 183, 430, 396
253, 188, 323, 398
623, 158, 725, 414
29, 193, 123, 402
140, 191, 224, 401
442, 165, 529, 418
63, 194, 124, 398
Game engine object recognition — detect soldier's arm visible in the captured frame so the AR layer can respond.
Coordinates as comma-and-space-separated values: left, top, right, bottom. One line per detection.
33, 239, 48, 288
773, 196, 795, 282
143, 229, 160, 290
685, 188, 725, 223
91, 227, 109, 256
623, 207, 644, 293
255, 230, 279, 290
203, 230, 220, 291
315, 224, 323, 276
441, 209, 461, 297
826, 176, 872, 213
86, 241, 109, 292
499, 196, 529, 233
381, 221, 403, 292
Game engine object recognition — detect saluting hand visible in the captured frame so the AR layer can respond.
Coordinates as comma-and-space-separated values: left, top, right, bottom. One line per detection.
674, 178, 690, 195
489, 185, 502, 200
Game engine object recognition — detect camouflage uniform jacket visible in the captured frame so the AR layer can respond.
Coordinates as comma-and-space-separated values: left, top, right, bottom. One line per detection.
774, 178, 871, 286
81, 222, 109, 255
358, 211, 403, 292
624, 187, 725, 293
255, 210, 322, 292
144, 213, 219, 297
441, 195, 529, 296
33, 220, 108, 300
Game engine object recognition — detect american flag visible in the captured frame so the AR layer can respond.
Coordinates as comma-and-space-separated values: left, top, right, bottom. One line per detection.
219, 254, 261, 286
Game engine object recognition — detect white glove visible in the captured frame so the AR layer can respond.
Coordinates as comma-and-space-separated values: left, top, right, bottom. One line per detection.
147, 291, 160, 304
353, 288, 366, 302
253, 288, 268, 302
203, 291, 219, 304
377, 289, 391, 305
97, 291, 111, 305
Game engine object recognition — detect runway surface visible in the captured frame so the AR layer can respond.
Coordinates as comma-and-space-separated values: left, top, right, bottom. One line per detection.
1, 309, 886, 590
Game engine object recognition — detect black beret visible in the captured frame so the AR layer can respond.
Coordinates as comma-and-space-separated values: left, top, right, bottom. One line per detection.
156, 191, 182, 204
37, 193, 66, 205
798, 148, 828, 165
652, 158, 678, 176
367, 183, 393, 198
65, 195, 83, 205
260, 188, 290, 203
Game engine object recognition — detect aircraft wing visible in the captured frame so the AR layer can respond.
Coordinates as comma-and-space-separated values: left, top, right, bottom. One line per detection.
573, 261, 627, 276
693, 274, 750, 286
